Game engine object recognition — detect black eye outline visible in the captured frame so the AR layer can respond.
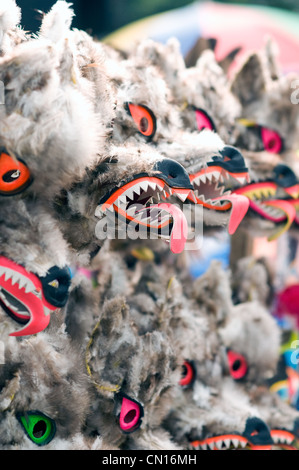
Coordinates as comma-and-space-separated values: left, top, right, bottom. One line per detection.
16, 411, 56, 446
227, 349, 248, 381
192, 107, 216, 132
39, 266, 72, 308
180, 360, 196, 388
115, 392, 144, 434
124, 102, 157, 140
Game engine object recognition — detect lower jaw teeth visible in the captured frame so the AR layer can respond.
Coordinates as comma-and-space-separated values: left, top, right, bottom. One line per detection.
0, 288, 29, 318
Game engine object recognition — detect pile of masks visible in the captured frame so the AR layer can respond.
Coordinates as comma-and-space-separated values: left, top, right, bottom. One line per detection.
1, 0, 299, 450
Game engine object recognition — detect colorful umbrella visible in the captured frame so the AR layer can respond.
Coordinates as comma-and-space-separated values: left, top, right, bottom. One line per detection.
104, 1, 299, 73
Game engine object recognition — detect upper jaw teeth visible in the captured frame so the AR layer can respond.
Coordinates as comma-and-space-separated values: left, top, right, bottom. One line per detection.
272, 433, 295, 445
0, 266, 36, 294
195, 436, 247, 450
96, 179, 188, 217
192, 169, 248, 189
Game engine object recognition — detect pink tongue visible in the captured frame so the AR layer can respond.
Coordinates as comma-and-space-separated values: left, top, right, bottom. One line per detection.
213, 194, 250, 235
149, 203, 188, 254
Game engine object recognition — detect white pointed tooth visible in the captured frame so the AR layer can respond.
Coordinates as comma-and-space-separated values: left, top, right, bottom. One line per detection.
273, 435, 280, 443
139, 181, 149, 192
148, 181, 157, 190
10, 272, 20, 286
162, 190, 168, 198
156, 192, 161, 201
219, 174, 224, 182
124, 188, 134, 200
236, 176, 247, 184
18, 275, 27, 290
232, 439, 240, 448
118, 194, 127, 204
156, 183, 164, 191
200, 174, 207, 183
215, 440, 223, 450
133, 184, 141, 196
200, 443, 207, 450
193, 176, 201, 186
115, 197, 127, 208
224, 439, 231, 448
206, 173, 213, 182
176, 192, 188, 202
4, 270, 12, 282
240, 439, 247, 448
24, 281, 34, 294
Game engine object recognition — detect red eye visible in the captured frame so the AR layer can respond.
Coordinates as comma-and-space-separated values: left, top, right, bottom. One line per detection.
194, 108, 216, 132
119, 395, 144, 433
180, 361, 196, 387
260, 127, 283, 154
0, 151, 32, 196
125, 102, 157, 139
227, 350, 248, 381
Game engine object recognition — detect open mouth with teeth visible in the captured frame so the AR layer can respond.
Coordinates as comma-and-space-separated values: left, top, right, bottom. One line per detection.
190, 435, 249, 450
186, 166, 250, 235
0, 257, 70, 337
270, 430, 297, 449
233, 182, 296, 240
96, 175, 193, 254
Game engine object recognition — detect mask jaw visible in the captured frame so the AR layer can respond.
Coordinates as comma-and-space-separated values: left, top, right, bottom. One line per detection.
9, 305, 53, 337
0, 256, 66, 337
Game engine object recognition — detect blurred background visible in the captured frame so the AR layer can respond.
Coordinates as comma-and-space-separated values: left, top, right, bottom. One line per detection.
16, 0, 299, 38
16, 1, 299, 74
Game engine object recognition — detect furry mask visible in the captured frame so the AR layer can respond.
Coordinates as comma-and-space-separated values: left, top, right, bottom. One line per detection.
0, 318, 115, 449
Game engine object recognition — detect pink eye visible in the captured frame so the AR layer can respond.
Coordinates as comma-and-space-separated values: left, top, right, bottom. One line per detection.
119, 395, 144, 433
260, 127, 283, 153
227, 350, 248, 381
180, 360, 196, 387
195, 108, 216, 132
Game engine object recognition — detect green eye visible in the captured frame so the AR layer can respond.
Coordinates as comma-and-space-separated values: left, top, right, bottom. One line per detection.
17, 411, 56, 446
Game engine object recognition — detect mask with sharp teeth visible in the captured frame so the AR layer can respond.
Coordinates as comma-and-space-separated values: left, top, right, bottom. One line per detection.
232, 163, 299, 240
0, 256, 71, 337
57, 142, 194, 258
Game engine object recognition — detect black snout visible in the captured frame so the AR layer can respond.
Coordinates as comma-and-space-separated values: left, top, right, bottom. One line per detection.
208, 146, 248, 174
153, 158, 193, 190
40, 266, 72, 308
243, 417, 273, 446
273, 164, 298, 188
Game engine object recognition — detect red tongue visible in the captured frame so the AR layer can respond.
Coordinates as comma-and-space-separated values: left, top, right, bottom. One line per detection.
149, 203, 188, 254
212, 194, 250, 235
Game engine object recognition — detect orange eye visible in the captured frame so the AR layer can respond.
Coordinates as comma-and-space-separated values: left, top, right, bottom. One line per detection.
0, 151, 32, 196
125, 102, 157, 139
